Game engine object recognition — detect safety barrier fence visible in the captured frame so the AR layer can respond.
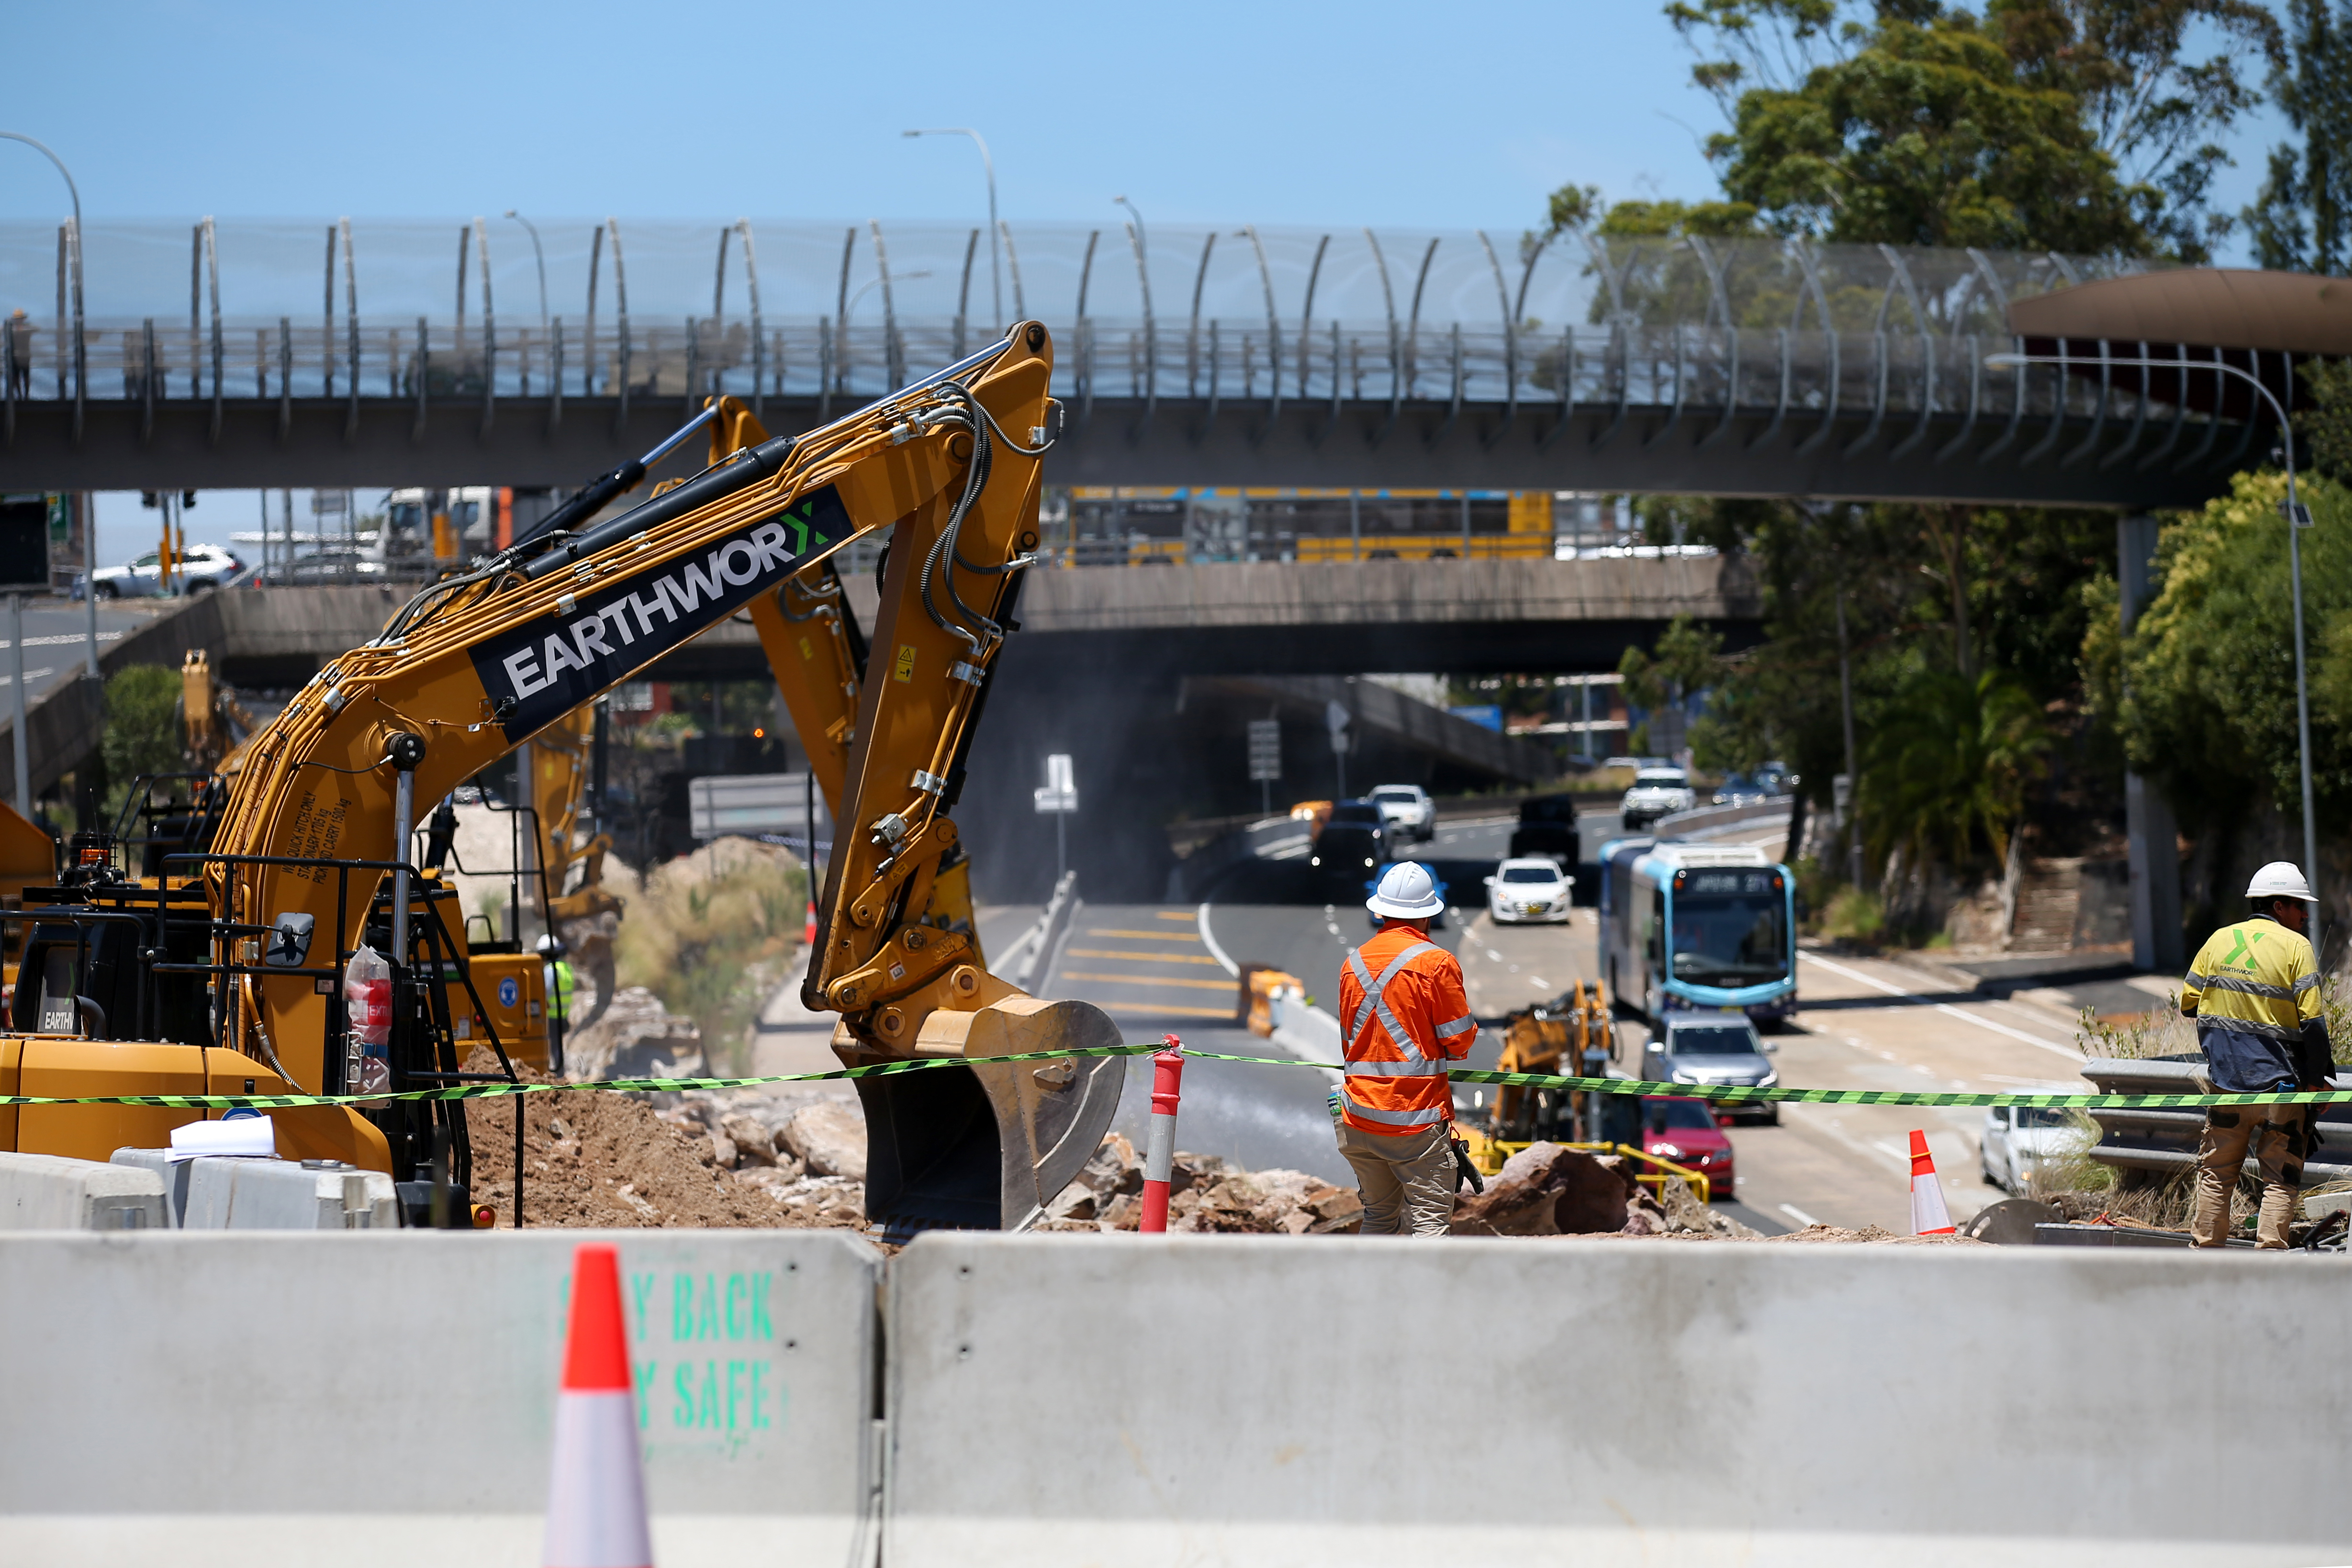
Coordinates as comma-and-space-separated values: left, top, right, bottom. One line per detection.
5, 1223, 2345, 1566
3, 1041, 2341, 1112
0, 219, 2282, 473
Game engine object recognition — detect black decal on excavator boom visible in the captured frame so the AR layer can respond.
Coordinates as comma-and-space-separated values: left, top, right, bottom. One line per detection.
470, 486, 851, 740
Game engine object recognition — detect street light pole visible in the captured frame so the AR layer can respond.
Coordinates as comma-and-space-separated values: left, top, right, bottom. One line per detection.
1988, 350, 2320, 918
904, 128, 1000, 330
1, 132, 96, 683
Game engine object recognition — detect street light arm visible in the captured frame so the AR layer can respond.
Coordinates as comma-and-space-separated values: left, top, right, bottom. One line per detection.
905, 128, 1000, 330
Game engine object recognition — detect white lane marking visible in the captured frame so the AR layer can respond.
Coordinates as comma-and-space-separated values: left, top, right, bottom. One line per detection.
1778, 1203, 1821, 1228
1532, 976, 1550, 988
1871, 1140, 1911, 1164
1800, 952, 2084, 1062
1193, 902, 1241, 978
0, 666, 57, 687
1485, 949, 1503, 962
1258, 831, 1310, 856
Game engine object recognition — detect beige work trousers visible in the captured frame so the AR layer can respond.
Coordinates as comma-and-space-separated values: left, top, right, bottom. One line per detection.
1336, 1120, 1456, 1237
2193, 1104, 2309, 1249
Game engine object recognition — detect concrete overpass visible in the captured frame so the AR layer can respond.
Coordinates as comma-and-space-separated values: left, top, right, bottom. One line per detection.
0, 218, 2260, 507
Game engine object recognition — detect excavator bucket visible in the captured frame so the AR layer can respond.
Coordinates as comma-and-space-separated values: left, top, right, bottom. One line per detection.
844, 995, 1129, 1238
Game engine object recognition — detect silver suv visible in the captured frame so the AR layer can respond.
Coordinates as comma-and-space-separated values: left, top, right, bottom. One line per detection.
1640, 1015, 1780, 1125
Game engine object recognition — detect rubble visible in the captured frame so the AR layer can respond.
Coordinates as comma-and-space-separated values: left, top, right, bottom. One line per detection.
563, 986, 706, 1081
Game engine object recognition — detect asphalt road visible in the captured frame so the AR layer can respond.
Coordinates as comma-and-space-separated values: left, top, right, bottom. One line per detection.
0, 599, 162, 708
1023, 807, 2091, 1236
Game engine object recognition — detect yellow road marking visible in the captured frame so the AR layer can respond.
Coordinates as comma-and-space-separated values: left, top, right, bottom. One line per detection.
1064, 948, 1227, 965
1062, 971, 1241, 991
1085, 928, 1206, 941
1153, 911, 1194, 921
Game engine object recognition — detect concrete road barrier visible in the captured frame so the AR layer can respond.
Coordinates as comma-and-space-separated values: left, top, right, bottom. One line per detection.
111, 1149, 402, 1229
884, 1234, 2350, 1566
0, 1231, 882, 1566
0, 1152, 167, 1231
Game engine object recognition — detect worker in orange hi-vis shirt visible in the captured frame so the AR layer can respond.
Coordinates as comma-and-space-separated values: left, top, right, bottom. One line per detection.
1336, 862, 1478, 1236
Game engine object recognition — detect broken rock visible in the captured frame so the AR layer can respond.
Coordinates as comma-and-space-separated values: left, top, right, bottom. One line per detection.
1449, 1142, 1636, 1237
781, 1101, 869, 1180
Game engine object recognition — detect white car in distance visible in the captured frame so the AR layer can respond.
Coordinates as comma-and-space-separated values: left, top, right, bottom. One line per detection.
84, 543, 244, 597
1980, 1101, 2084, 1194
1486, 857, 1574, 924
1620, 766, 1696, 830
1368, 784, 1435, 843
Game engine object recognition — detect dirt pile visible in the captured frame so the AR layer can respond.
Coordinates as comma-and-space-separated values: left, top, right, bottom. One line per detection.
462, 1047, 881, 1233
1448, 1142, 1761, 1239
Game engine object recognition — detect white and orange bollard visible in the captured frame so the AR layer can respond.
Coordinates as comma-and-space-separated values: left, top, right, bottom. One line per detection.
1908, 1129, 1955, 1236
545, 1243, 654, 1568
1138, 1036, 1186, 1233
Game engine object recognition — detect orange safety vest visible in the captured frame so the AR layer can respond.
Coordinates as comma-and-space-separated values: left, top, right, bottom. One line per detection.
1337, 922, 1477, 1136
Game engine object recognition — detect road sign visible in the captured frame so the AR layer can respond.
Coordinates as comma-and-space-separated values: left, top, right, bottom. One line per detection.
1324, 700, 1352, 755
1247, 720, 1282, 782
1033, 752, 1078, 814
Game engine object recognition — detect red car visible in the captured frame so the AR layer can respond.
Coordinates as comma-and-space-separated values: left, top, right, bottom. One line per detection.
1641, 1095, 1735, 1200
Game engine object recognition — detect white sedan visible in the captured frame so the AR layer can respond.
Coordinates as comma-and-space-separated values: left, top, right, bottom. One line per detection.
82, 543, 244, 597
1486, 857, 1574, 924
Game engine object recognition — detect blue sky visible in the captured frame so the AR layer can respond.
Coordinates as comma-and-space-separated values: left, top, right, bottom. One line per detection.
0, 0, 2294, 560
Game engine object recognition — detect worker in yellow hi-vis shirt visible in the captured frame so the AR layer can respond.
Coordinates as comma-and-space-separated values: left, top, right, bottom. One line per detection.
2178, 862, 2336, 1248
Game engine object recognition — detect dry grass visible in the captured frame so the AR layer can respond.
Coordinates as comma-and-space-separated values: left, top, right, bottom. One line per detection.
614, 839, 806, 1076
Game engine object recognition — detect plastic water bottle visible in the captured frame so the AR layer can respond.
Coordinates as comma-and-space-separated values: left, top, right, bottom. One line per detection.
1326, 1086, 1344, 1128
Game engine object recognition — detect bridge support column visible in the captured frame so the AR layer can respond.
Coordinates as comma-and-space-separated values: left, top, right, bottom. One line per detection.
2118, 515, 2183, 972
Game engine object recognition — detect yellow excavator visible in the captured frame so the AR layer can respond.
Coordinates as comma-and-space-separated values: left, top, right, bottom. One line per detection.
0, 324, 1124, 1233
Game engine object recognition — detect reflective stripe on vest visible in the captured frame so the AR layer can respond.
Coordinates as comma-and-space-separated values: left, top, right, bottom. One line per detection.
1340, 1092, 1451, 1128
1346, 941, 1439, 1063
1344, 1057, 1453, 1077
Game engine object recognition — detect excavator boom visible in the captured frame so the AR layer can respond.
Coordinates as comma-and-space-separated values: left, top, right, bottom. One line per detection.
23, 324, 1122, 1231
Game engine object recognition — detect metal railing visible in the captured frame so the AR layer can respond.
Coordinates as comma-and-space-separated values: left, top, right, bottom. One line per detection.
0, 218, 2274, 471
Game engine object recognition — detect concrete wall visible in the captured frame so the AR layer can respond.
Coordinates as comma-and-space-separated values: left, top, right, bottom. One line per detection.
0, 1231, 880, 1566
0, 1151, 167, 1230
884, 1234, 2351, 1567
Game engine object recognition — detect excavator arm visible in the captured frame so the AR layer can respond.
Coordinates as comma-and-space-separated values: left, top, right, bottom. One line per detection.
198, 324, 1117, 1230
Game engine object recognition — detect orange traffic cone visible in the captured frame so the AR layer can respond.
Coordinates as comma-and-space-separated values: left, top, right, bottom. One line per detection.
803, 897, 818, 946
1908, 1130, 1955, 1236
544, 1243, 653, 1568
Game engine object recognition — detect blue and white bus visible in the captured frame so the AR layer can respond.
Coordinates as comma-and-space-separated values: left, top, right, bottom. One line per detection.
1599, 840, 1797, 1025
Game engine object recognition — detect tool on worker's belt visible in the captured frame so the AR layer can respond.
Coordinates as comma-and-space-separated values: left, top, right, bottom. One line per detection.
1450, 1133, 1484, 1195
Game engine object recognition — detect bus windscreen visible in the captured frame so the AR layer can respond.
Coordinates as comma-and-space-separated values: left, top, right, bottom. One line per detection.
1669, 872, 1788, 986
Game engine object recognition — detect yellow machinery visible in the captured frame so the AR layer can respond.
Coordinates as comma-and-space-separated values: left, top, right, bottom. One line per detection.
0, 325, 1122, 1233
1490, 978, 1614, 1142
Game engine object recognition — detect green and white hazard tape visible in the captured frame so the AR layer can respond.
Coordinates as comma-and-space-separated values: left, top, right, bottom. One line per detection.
0, 1041, 2339, 1112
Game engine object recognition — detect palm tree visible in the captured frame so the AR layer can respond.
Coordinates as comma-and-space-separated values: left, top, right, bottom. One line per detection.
1861, 669, 2050, 871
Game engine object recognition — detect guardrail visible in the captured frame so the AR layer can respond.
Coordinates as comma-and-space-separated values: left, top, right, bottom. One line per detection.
2082, 1055, 2352, 1186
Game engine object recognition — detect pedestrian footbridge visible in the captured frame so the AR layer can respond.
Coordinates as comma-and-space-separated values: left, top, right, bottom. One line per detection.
0, 217, 2283, 507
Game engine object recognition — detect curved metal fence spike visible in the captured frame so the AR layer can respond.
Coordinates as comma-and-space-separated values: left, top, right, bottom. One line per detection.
584, 223, 603, 400
1879, 245, 1936, 460
1685, 235, 1739, 450
1125, 220, 1157, 438
1476, 229, 1518, 449
999, 221, 1026, 321
1586, 233, 1636, 450
475, 215, 496, 437
1362, 229, 1400, 448
953, 227, 978, 361
1644, 322, 1690, 450
1790, 241, 1840, 457
872, 219, 904, 392
1187, 231, 1216, 406
1540, 325, 1577, 451
1242, 224, 1281, 437
1298, 233, 1329, 401
1404, 236, 1440, 406
2018, 334, 2072, 466
832, 225, 856, 401
739, 219, 764, 417
2217, 347, 2268, 470
339, 218, 360, 439
2136, 343, 2195, 472
1749, 326, 1792, 451
203, 217, 223, 445
2173, 345, 2228, 472
2061, 334, 2113, 467
1074, 227, 1099, 424
2099, 337, 2154, 470
608, 218, 631, 435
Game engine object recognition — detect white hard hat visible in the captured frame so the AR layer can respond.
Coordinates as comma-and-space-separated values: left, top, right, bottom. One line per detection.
2247, 862, 2317, 902
1366, 861, 1445, 920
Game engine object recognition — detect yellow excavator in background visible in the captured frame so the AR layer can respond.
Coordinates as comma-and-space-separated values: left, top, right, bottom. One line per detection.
0, 324, 1120, 1234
